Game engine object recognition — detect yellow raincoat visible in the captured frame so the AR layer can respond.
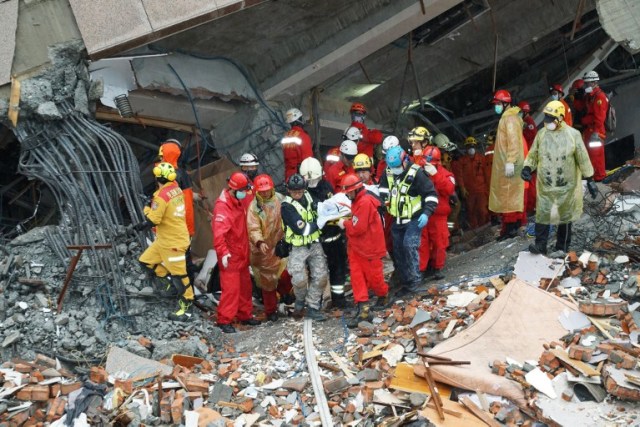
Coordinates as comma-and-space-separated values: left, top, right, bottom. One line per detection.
489, 106, 526, 213
247, 192, 287, 291
523, 124, 594, 225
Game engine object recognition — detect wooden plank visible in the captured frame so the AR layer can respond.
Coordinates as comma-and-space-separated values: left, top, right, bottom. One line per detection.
550, 349, 600, 377
459, 396, 501, 427
587, 316, 615, 340
362, 350, 383, 361
329, 351, 355, 379
489, 277, 505, 292
388, 363, 430, 394
95, 108, 195, 133
443, 320, 457, 339
8, 77, 21, 127
419, 400, 486, 427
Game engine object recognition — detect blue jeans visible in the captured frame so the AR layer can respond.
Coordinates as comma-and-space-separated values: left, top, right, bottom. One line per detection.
391, 219, 422, 291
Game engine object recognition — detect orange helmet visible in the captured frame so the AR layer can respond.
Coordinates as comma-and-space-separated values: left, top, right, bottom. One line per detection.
517, 101, 531, 113
350, 102, 367, 115
253, 174, 274, 192
228, 172, 250, 190
492, 89, 512, 104
340, 173, 363, 192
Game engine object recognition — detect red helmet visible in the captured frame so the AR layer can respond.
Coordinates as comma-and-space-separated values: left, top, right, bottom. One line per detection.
340, 173, 363, 193
253, 174, 274, 192
492, 89, 512, 104
550, 84, 564, 96
424, 146, 441, 164
571, 79, 585, 90
517, 101, 531, 113
228, 172, 249, 190
350, 102, 367, 115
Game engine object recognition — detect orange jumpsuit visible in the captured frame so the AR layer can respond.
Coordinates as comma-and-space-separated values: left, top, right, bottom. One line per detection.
455, 153, 490, 229
351, 121, 383, 159
581, 88, 608, 181
282, 125, 314, 180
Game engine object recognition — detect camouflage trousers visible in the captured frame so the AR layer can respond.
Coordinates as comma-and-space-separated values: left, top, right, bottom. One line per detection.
287, 242, 328, 310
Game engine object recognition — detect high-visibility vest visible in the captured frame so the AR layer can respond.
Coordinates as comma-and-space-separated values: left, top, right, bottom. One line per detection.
283, 193, 321, 246
387, 164, 422, 220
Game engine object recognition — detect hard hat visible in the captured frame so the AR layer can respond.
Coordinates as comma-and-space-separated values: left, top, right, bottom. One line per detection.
286, 173, 307, 190
326, 147, 341, 162
163, 138, 181, 147
340, 140, 358, 156
408, 126, 431, 143
583, 71, 599, 83
492, 89, 512, 104
464, 136, 477, 146
239, 152, 259, 167
382, 135, 400, 153
486, 131, 496, 144
340, 173, 363, 193
285, 108, 303, 124
572, 79, 585, 90
350, 102, 367, 115
517, 101, 531, 113
550, 84, 564, 96
386, 146, 406, 168
343, 126, 363, 141
228, 172, 250, 190
153, 162, 177, 182
299, 157, 323, 181
543, 100, 565, 120
253, 174, 274, 192
432, 133, 456, 152
424, 146, 441, 164
353, 153, 372, 171
158, 141, 181, 167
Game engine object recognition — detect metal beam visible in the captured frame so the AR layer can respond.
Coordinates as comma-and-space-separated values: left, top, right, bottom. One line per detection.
263, 0, 463, 100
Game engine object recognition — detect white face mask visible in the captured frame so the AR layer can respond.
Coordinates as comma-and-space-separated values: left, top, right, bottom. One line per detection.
413, 148, 423, 156
545, 122, 557, 131
467, 148, 476, 156
551, 94, 559, 101
307, 178, 320, 188
584, 86, 594, 94
389, 166, 404, 175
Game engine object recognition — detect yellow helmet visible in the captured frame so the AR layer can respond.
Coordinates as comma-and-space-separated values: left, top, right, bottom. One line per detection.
153, 162, 177, 182
408, 126, 431, 143
464, 136, 477, 146
353, 153, 372, 170
543, 100, 565, 120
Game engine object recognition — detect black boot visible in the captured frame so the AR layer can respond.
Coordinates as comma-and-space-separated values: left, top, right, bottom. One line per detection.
431, 269, 445, 280
372, 295, 389, 311
331, 292, 347, 309
218, 323, 236, 334
305, 307, 327, 321
347, 302, 372, 328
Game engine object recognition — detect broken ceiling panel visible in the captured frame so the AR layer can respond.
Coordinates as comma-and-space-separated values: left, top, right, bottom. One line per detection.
597, 0, 640, 53
0, 0, 19, 86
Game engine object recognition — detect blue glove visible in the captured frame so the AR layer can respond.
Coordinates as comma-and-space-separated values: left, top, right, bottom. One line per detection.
417, 213, 428, 229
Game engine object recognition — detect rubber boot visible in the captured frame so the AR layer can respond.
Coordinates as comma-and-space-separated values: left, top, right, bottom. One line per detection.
158, 276, 178, 298
305, 307, 327, 322
292, 301, 305, 319
431, 269, 445, 280
169, 298, 193, 322
372, 295, 389, 311
331, 292, 347, 309
347, 302, 372, 328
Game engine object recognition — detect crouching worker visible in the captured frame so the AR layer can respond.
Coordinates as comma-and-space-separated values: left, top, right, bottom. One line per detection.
137, 162, 194, 321
338, 173, 389, 328
247, 174, 292, 322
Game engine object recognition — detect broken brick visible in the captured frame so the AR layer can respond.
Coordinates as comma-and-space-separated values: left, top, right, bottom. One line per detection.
568, 345, 594, 362
89, 366, 107, 384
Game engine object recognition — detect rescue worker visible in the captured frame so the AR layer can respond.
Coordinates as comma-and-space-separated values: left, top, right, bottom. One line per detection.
325, 140, 357, 191
418, 147, 455, 280
158, 139, 196, 237
343, 126, 363, 144
379, 146, 438, 297
281, 174, 329, 320
239, 152, 260, 180
455, 137, 490, 229
300, 157, 347, 308
407, 126, 432, 155
376, 136, 400, 179
247, 174, 292, 322
521, 100, 597, 254
136, 162, 194, 321
432, 133, 458, 153
580, 71, 608, 181
569, 79, 587, 131
324, 147, 341, 177
517, 102, 538, 216
489, 89, 526, 240
282, 108, 314, 180
483, 132, 500, 225
337, 174, 389, 328
349, 103, 383, 159
353, 153, 376, 185
549, 84, 573, 127
213, 172, 260, 333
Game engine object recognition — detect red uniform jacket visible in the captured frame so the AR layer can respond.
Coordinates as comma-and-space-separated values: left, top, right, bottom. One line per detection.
581, 88, 608, 140
325, 160, 354, 191
522, 115, 538, 149
351, 121, 383, 158
375, 159, 387, 180
212, 189, 250, 270
430, 165, 456, 217
344, 190, 386, 259
282, 125, 314, 180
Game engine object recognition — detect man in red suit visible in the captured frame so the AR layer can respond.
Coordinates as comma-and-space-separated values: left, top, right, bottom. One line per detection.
282, 108, 314, 180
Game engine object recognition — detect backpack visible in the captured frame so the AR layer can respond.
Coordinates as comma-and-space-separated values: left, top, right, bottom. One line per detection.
605, 92, 616, 133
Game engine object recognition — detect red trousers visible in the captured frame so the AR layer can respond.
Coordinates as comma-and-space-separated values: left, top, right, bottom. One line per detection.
466, 191, 489, 229
586, 140, 606, 181
526, 175, 537, 216
349, 252, 388, 303
217, 266, 253, 325
419, 215, 449, 271
262, 270, 293, 315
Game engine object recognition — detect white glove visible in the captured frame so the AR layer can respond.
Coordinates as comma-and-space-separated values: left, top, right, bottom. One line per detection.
221, 254, 231, 268
505, 162, 515, 177
424, 163, 437, 176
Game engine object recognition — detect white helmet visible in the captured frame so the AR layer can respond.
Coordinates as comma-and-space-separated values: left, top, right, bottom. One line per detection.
583, 71, 599, 82
343, 126, 363, 141
239, 152, 259, 167
299, 157, 322, 180
285, 108, 303, 124
382, 135, 400, 153
340, 140, 358, 156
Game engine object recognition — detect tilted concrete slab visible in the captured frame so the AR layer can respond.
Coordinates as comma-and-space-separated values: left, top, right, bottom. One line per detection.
0, 0, 19, 86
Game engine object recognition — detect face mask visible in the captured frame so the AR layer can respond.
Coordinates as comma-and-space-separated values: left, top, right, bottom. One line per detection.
494, 104, 504, 115
351, 114, 365, 123
467, 148, 476, 156
413, 149, 423, 156
545, 122, 557, 131
551, 94, 559, 101
584, 86, 593, 94
245, 169, 258, 180
235, 190, 247, 200
389, 166, 404, 175
307, 178, 320, 188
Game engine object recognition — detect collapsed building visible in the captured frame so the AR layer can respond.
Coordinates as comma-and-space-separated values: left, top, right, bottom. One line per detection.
0, 0, 640, 425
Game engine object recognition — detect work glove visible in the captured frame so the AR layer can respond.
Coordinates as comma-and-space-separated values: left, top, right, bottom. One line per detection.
423, 163, 437, 176
221, 254, 231, 269
417, 213, 429, 229
586, 179, 598, 199
520, 166, 533, 182
133, 220, 154, 232
505, 162, 515, 177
